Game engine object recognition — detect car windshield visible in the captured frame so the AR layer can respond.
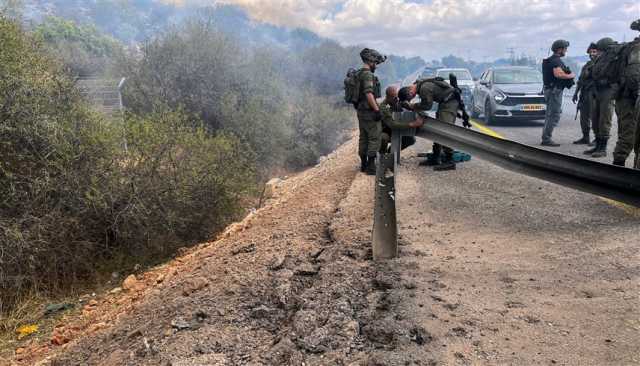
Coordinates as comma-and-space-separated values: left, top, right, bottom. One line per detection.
493, 69, 542, 84
437, 70, 472, 80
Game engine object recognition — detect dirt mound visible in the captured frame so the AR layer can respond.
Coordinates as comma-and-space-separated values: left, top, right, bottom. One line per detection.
7, 138, 421, 366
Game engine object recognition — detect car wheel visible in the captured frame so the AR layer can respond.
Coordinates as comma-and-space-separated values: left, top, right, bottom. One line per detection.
470, 97, 479, 118
484, 100, 494, 125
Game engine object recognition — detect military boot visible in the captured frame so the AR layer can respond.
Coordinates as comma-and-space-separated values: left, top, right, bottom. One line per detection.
583, 138, 600, 155
359, 155, 368, 172
573, 136, 590, 145
366, 155, 377, 176
433, 154, 456, 171
613, 158, 626, 167
591, 138, 608, 158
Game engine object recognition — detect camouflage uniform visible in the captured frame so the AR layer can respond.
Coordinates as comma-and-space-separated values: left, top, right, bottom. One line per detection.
412, 80, 459, 158
356, 68, 381, 159
613, 27, 640, 167
586, 38, 617, 158
575, 60, 595, 140
379, 99, 416, 153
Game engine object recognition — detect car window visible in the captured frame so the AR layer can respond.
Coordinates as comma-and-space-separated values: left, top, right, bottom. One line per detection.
480, 71, 487, 81
494, 69, 542, 84
436, 70, 472, 80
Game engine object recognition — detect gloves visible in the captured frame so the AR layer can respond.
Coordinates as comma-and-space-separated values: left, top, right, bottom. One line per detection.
373, 110, 382, 121
572, 93, 579, 104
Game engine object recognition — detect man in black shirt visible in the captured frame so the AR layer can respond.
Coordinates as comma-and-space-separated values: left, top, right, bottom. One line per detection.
541, 39, 576, 146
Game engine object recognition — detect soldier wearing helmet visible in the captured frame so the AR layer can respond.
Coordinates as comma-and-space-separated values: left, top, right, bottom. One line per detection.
584, 37, 617, 158
541, 39, 575, 147
355, 48, 386, 175
611, 20, 640, 168
571, 42, 598, 145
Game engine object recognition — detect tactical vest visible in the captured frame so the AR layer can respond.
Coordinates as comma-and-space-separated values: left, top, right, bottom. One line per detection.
621, 39, 640, 94
357, 69, 381, 110
416, 78, 454, 103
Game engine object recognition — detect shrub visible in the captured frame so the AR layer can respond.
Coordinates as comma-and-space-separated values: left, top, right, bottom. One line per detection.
0, 17, 254, 313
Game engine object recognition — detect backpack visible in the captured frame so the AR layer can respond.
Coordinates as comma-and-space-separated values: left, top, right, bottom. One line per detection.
416, 77, 452, 92
344, 68, 360, 108
591, 43, 627, 84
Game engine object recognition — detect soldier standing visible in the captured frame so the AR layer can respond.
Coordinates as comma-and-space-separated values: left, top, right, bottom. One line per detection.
379, 86, 423, 153
612, 20, 640, 168
572, 43, 598, 145
585, 37, 617, 158
398, 77, 470, 171
355, 48, 386, 175
541, 40, 575, 147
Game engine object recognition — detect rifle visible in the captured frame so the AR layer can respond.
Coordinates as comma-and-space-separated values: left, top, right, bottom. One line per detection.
559, 65, 576, 89
574, 94, 582, 121
449, 74, 471, 128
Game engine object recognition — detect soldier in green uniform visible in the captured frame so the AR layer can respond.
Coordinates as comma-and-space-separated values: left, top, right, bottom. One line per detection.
613, 20, 640, 168
398, 78, 461, 171
584, 37, 617, 158
572, 43, 598, 145
356, 48, 386, 175
379, 86, 423, 153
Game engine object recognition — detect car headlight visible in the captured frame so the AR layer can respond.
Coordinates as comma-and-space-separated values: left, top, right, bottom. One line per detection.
494, 90, 507, 103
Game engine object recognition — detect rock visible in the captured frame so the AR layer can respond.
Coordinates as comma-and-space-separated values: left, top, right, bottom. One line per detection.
309, 247, 325, 260
250, 305, 277, 319
292, 310, 318, 335
88, 299, 98, 307
299, 326, 330, 353
372, 274, 394, 291
15, 348, 25, 355
44, 303, 75, 316
171, 317, 192, 331
265, 337, 304, 365
122, 275, 142, 292
182, 277, 209, 296
268, 255, 286, 271
88, 322, 108, 333
294, 263, 320, 276
156, 274, 166, 283
264, 178, 283, 199
362, 321, 396, 345
409, 326, 431, 345
231, 243, 256, 256
109, 287, 123, 295
51, 333, 70, 346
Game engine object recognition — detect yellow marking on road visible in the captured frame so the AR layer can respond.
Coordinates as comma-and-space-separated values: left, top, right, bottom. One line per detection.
470, 119, 505, 139
599, 198, 640, 217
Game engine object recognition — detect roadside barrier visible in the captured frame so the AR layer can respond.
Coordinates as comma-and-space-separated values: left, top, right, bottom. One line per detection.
372, 112, 640, 260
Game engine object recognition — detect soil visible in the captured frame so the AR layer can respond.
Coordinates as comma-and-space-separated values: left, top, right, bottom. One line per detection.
5, 134, 640, 366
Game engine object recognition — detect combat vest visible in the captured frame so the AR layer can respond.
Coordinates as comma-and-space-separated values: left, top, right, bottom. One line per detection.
356, 68, 381, 111
591, 43, 626, 86
620, 39, 640, 95
416, 77, 454, 103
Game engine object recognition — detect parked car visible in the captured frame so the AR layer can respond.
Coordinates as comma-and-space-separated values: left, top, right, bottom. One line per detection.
436, 68, 474, 112
471, 66, 546, 124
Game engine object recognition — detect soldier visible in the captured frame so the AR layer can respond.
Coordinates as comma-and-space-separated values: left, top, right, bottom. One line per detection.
398, 77, 470, 171
355, 48, 386, 175
585, 37, 617, 158
379, 86, 423, 153
572, 43, 598, 145
541, 40, 575, 147
612, 20, 640, 168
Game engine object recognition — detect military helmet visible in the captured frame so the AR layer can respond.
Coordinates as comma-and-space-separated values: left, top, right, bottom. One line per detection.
631, 19, 640, 31
586, 42, 597, 53
551, 39, 570, 52
595, 37, 616, 51
360, 48, 387, 65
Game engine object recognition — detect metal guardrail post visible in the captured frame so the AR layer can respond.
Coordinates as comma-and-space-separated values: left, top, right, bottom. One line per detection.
372, 152, 398, 260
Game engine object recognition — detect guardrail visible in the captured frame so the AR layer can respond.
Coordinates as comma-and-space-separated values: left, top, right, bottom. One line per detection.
372, 113, 640, 260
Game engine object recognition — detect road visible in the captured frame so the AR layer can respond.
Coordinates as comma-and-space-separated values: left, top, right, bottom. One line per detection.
379, 101, 640, 365
473, 94, 624, 165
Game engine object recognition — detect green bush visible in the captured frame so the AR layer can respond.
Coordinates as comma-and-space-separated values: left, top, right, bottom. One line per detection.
0, 17, 254, 313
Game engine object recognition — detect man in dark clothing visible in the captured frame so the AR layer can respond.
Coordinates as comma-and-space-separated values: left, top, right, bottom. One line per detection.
541, 39, 576, 146
572, 43, 598, 145
585, 37, 616, 158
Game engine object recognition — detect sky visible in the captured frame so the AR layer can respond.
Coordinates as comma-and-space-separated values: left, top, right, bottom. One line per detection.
189, 0, 639, 61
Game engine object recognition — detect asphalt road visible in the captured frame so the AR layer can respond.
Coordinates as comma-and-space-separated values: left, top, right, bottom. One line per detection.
383, 99, 640, 365
473, 94, 624, 165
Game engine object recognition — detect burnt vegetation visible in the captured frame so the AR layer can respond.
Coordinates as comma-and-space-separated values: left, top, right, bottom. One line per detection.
0, 3, 426, 317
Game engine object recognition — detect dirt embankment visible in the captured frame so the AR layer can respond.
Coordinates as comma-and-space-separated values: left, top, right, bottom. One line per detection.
8, 137, 427, 366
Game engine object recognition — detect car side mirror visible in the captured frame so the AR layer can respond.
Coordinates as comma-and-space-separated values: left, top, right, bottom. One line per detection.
479, 80, 489, 86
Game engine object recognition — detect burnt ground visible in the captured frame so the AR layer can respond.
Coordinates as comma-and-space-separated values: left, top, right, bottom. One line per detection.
6, 125, 640, 365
